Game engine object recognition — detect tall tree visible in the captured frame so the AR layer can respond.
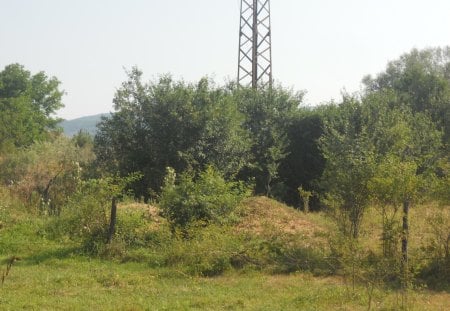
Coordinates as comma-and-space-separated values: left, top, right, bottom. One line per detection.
363, 47, 450, 148
95, 69, 251, 199
319, 97, 376, 238
233, 86, 304, 197
363, 50, 446, 278
0, 64, 64, 153
278, 108, 326, 207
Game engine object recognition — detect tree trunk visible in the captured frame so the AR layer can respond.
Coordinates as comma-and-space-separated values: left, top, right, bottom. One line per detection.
401, 200, 409, 266
401, 199, 410, 289
266, 173, 272, 197
107, 197, 117, 244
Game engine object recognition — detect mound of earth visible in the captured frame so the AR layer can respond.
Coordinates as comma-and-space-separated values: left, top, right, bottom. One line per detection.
119, 196, 329, 243
236, 196, 327, 240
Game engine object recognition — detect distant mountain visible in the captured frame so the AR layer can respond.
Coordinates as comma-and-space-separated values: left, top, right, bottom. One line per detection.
59, 113, 109, 137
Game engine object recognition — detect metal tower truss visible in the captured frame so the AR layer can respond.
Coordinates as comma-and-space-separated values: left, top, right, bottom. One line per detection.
238, 0, 272, 89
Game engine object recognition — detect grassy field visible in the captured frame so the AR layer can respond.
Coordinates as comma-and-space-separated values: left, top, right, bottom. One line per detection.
1, 195, 449, 310
2, 255, 449, 310
1, 255, 449, 310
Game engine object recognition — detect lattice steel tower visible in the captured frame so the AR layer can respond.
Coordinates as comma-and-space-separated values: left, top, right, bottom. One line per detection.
237, 0, 273, 89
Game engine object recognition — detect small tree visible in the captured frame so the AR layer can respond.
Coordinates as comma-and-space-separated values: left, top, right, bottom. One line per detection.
369, 156, 423, 290
297, 185, 313, 213
159, 166, 250, 235
319, 98, 376, 238
366, 106, 442, 298
51, 173, 141, 252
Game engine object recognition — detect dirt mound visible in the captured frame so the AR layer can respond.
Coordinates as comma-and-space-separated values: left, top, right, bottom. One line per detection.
236, 196, 327, 239
119, 197, 329, 241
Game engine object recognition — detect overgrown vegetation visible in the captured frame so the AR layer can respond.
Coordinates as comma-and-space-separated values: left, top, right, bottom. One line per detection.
1, 47, 449, 309
159, 166, 251, 233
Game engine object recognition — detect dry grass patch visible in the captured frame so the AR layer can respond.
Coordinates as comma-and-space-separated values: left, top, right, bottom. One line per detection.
236, 196, 329, 239
118, 202, 167, 230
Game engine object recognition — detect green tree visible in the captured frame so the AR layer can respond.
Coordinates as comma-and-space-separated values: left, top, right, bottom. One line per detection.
366, 104, 442, 290
434, 156, 450, 204
233, 86, 304, 197
0, 64, 64, 153
363, 47, 450, 148
50, 173, 142, 252
95, 69, 251, 199
319, 97, 376, 238
279, 108, 326, 207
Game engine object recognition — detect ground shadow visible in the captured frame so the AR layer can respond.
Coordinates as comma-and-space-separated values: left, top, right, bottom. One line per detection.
19, 246, 82, 266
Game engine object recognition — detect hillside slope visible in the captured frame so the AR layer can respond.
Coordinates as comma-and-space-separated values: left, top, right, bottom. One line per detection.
59, 113, 108, 137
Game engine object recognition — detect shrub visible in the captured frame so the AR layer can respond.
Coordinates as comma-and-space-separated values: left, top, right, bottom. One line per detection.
162, 225, 247, 276
0, 136, 94, 214
159, 166, 250, 232
419, 208, 450, 289
261, 234, 331, 275
48, 174, 145, 254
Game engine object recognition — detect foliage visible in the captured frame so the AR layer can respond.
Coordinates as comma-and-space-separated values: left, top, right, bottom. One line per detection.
95, 71, 251, 199
258, 233, 330, 275
0, 186, 29, 232
369, 156, 422, 210
159, 166, 250, 232
0, 136, 94, 214
1, 186, 450, 309
363, 96, 443, 292
319, 98, 376, 238
0, 64, 64, 154
279, 109, 326, 207
162, 225, 246, 276
319, 78, 443, 238
71, 130, 94, 149
363, 47, 450, 148
94, 71, 309, 202
419, 207, 450, 289
2, 47, 450, 306
233, 86, 304, 197
48, 173, 142, 253
434, 156, 450, 204
358, 50, 447, 289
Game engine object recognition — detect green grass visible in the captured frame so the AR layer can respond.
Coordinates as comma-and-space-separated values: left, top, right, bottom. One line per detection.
1, 256, 449, 310
1, 193, 449, 310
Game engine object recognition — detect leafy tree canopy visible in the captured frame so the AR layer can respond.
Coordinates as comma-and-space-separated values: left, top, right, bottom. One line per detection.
363, 47, 450, 148
232, 86, 305, 197
0, 64, 64, 153
95, 68, 252, 198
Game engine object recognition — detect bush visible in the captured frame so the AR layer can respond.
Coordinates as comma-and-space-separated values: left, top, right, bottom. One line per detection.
419, 208, 450, 289
162, 225, 249, 276
261, 234, 331, 275
0, 136, 94, 214
48, 175, 146, 255
159, 166, 250, 232
48, 179, 110, 251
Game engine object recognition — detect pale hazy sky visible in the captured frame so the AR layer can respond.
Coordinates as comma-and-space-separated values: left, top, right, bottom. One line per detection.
1, 0, 449, 120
